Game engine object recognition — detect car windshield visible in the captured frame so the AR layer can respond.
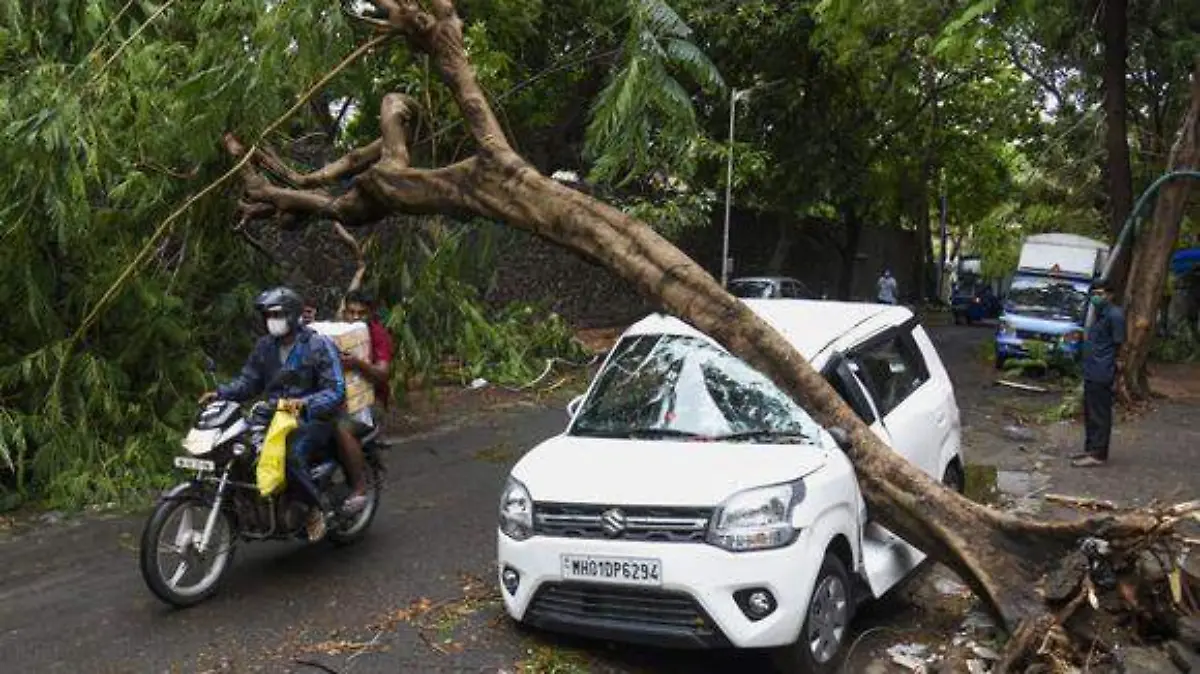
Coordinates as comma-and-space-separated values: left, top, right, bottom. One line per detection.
1005, 277, 1086, 321
728, 280, 774, 299
570, 334, 819, 442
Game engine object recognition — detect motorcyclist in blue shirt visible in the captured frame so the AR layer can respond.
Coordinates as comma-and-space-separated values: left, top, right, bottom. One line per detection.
200, 287, 346, 540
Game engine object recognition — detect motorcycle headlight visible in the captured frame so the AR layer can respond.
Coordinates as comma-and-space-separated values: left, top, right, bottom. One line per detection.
706, 481, 804, 552
499, 476, 534, 541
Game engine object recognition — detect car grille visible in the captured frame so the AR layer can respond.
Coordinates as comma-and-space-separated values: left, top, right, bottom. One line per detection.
533, 503, 712, 543
525, 582, 726, 647
1015, 329, 1059, 343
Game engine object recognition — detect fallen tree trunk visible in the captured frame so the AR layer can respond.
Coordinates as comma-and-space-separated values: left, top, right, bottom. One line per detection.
224, 2, 1197, 668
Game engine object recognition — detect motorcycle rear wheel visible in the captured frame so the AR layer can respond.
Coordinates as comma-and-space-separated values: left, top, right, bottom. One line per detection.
328, 462, 382, 546
140, 493, 235, 607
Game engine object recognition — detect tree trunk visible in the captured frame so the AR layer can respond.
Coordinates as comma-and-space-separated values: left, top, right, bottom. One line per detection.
225, 2, 1193, 661
1102, 0, 1134, 292
1119, 61, 1200, 401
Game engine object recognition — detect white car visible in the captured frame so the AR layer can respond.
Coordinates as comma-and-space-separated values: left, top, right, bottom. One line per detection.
496, 300, 964, 672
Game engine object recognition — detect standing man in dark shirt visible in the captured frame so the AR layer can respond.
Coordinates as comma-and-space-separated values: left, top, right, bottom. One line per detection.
1072, 280, 1126, 468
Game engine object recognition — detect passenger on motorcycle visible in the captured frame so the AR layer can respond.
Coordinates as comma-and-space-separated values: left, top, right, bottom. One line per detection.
335, 289, 394, 515
199, 286, 346, 541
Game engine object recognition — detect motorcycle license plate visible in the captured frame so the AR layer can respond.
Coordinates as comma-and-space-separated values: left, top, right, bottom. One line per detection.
560, 554, 662, 586
174, 456, 216, 472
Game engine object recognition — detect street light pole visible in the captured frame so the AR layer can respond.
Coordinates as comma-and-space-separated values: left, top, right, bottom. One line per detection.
721, 87, 739, 288
720, 79, 784, 288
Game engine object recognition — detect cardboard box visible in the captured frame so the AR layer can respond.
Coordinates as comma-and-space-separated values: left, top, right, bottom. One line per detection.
310, 321, 375, 413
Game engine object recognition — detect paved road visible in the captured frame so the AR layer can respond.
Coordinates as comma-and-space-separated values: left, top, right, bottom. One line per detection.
0, 324, 1003, 673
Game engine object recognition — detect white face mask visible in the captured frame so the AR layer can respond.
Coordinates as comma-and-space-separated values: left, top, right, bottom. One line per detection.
266, 318, 290, 337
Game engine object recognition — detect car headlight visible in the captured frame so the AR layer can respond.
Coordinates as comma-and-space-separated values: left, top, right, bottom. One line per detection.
498, 476, 534, 541
706, 480, 804, 552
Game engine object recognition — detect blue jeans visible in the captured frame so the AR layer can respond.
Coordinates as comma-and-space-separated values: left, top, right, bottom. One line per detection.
287, 420, 333, 507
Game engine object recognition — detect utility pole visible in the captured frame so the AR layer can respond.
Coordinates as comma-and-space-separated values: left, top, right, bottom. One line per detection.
721, 80, 784, 287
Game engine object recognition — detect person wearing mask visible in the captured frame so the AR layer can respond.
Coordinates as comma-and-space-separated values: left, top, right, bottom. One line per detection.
876, 269, 899, 305
334, 289, 394, 514
200, 287, 346, 540
1072, 280, 1126, 468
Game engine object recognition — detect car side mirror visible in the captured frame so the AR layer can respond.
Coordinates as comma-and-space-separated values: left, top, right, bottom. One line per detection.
827, 427, 852, 452
566, 395, 584, 418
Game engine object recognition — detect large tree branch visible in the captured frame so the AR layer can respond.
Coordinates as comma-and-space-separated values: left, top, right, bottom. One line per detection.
222, 5, 1198, 660
257, 139, 384, 189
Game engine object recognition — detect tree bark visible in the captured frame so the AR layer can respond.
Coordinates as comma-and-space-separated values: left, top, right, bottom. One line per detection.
225, 0, 1194, 654
1119, 60, 1200, 401
1102, 0, 1134, 292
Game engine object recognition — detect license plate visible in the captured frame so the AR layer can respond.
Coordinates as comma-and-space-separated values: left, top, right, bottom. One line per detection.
174, 456, 216, 472
561, 554, 662, 586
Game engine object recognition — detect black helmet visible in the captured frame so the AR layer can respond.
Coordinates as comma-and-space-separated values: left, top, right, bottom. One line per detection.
254, 286, 304, 329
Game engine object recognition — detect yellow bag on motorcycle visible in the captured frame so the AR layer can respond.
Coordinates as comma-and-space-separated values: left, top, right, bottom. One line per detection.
257, 407, 298, 497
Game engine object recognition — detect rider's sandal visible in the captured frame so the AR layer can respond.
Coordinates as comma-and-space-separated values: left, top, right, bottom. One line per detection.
342, 493, 368, 515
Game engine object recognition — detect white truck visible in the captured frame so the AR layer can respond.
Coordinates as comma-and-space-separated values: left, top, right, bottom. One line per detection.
1016, 233, 1109, 279
995, 233, 1111, 368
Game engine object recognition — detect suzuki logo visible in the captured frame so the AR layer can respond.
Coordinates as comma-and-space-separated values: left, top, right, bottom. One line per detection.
600, 508, 627, 538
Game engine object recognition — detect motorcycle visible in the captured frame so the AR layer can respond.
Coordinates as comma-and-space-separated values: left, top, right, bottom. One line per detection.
139, 398, 385, 607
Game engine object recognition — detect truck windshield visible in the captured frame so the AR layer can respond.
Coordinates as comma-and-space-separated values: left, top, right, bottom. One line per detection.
1006, 277, 1086, 322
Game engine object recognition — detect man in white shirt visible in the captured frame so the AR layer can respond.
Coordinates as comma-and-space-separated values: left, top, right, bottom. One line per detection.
876, 269, 899, 305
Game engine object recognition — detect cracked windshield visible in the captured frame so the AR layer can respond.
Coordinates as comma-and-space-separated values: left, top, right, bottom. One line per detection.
571, 334, 818, 441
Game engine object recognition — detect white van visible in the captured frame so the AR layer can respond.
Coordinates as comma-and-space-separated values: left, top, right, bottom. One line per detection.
496, 300, 964, 672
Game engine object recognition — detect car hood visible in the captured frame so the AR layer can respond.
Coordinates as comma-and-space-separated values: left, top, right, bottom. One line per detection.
1001, 312, 1081, 335
511, 435, 830, 507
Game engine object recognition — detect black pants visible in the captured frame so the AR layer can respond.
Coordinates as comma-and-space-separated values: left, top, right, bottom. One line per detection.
1083, 380, 1114, 460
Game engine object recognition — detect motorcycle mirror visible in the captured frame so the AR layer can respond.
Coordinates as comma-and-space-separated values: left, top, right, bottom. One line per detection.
827, 426, 853, 452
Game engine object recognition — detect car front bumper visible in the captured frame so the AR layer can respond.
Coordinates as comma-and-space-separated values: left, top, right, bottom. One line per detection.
497, 529, 824, 649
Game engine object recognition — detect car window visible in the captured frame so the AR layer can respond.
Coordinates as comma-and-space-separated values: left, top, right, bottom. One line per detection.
781, 281, 800, 298
570, 334, 820, 441
825, 361, 877, 425
850, 331, 929, 417
729, 280, 774, 299
790, 281, 813, 299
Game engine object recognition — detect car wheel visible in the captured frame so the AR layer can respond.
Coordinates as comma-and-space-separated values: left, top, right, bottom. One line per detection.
773, 553, 853, 674
942, 461, 965, 495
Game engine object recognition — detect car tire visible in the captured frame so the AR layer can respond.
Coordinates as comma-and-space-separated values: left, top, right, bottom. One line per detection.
942, 461, 966, 495
772, 553, 853, 674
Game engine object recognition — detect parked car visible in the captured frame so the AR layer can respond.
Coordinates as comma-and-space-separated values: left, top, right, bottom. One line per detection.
950, 280, 1001, 325
729, 276, 817, 300
496, 300, 963, 673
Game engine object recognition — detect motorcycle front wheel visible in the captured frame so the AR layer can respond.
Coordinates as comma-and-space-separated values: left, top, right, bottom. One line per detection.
139, 491, 235, 608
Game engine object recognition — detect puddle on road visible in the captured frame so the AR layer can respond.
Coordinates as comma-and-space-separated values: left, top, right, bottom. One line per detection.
964, 464, 1048, 509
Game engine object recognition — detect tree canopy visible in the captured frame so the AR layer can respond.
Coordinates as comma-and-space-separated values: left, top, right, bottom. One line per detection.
1, 0, 1196, 504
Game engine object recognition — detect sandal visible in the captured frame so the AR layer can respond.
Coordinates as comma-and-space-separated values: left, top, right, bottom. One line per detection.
342, 493, 368, 515
1070, 456, 1107, 468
